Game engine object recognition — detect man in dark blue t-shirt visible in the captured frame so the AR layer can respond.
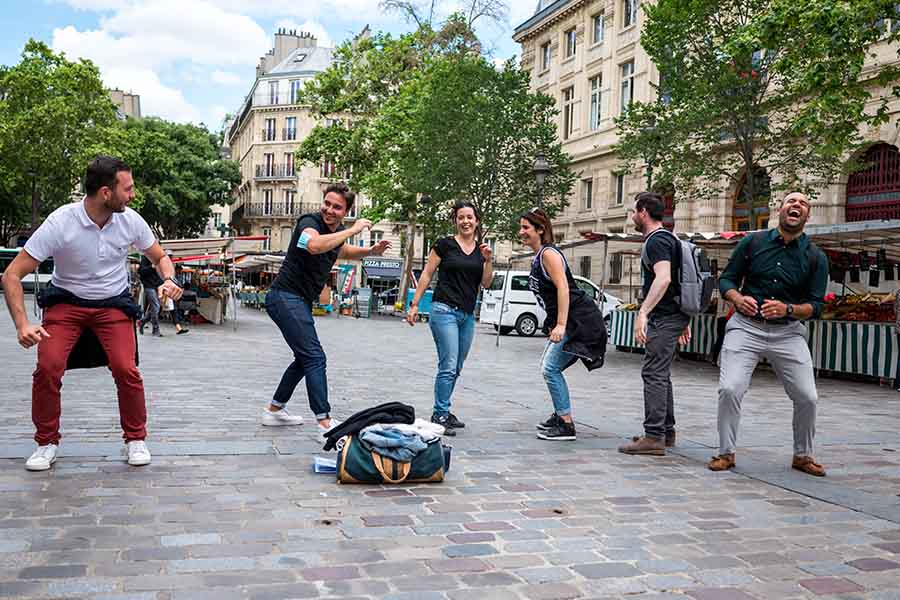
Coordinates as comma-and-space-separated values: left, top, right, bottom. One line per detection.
263, 183, 391, 434
619, 192, 691, 457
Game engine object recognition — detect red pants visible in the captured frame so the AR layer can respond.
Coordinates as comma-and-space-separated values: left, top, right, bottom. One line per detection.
33, 304, 146, 445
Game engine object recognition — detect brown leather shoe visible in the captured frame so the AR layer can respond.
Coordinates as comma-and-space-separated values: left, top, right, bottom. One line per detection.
632, 432, 676, 447
792, 455, 826, 477
619, 436, 666, 455
708, 453, 736, 471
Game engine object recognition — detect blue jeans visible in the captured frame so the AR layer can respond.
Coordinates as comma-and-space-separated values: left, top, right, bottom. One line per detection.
540, 334, 572, 416
428, 302, 475, 416
265, 288, 330, 418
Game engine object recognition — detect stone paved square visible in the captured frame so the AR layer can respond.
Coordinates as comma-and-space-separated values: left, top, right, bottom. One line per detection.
1, 306, 900, 599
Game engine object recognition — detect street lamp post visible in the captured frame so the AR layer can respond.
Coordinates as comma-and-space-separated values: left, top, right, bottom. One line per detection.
641, 123, 658, 190
532, 153, 551, 208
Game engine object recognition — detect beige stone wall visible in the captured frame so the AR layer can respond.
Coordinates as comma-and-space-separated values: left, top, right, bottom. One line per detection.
515, 1, 900, 294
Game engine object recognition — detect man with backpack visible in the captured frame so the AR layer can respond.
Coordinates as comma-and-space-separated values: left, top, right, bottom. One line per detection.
619, 192, 695, 456
709, 191, 829, 476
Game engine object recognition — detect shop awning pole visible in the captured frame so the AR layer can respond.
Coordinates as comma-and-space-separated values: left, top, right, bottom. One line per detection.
600, 238, 609, 318
495, 258, 512, 348
230, 240, 237, 332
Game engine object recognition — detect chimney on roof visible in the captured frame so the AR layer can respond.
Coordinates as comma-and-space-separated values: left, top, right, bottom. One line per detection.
259, 27, 320, 76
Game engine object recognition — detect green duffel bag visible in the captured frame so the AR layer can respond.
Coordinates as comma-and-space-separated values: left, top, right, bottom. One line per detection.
336, 435, 445, 484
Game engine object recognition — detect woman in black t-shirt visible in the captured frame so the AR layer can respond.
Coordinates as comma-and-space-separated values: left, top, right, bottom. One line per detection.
407, 201, 493, 435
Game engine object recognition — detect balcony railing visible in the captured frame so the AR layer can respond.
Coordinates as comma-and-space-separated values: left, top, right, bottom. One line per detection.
255, 164, 296, 179
245, 201, 320, 218
260, 128, 277, 142
282, 128, 297, 141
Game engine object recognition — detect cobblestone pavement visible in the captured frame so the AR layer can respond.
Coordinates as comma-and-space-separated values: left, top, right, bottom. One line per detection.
1, 304, 900, 600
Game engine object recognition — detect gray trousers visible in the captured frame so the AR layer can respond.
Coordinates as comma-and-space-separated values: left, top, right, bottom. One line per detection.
141, 287, 161, 332
718, 313, 817, 456
642, 312, 691, 439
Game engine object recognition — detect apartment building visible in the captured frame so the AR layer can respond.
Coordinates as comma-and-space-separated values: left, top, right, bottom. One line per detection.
513, 0, 900, 297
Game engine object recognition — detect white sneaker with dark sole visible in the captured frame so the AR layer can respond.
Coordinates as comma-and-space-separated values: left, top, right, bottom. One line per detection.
261, 408, 304, 427
25, 444, 58, 471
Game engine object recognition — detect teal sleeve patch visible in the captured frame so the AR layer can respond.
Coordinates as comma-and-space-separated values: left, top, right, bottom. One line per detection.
298, 232, 312, 250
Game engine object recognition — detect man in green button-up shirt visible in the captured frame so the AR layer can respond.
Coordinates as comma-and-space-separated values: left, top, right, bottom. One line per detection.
709, 192, 829, 477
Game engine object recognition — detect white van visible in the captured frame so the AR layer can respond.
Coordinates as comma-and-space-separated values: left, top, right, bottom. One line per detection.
480, 270, 621, 336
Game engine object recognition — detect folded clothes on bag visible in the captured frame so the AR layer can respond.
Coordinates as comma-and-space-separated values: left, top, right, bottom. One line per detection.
360, 418, 445, 441
359, 428, 428, 462
322, 402, 415, 451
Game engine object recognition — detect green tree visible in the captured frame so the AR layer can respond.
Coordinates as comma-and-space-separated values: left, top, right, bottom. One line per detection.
614, 0, 900, 211
298, 16, 574, 294
0, 39, 117, 242
373, 54, 575, 242
91, 117, 240, 239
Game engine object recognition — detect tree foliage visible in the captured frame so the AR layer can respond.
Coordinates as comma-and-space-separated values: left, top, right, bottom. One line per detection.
0, 39, 117, 242
373, 54, 575, 241
614, 0, 900, 207
90, 118, 240, 239
297, 17, 574, 242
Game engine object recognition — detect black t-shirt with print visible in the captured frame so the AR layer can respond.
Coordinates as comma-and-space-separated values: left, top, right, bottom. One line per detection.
641, 229, 681, 317
272, 212, 344, 303
432, 237, 485, 314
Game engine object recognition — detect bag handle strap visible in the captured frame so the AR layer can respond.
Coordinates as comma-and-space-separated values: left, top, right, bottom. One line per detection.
371, 452, 411, 483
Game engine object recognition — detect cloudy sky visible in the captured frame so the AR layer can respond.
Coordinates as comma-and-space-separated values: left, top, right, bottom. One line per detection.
0, 0, 536, 129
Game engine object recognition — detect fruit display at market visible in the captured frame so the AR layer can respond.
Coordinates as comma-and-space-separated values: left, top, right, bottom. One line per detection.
820, 293, 895, 322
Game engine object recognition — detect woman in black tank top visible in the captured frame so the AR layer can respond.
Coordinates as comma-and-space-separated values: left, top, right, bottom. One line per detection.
519, 208, 584, 441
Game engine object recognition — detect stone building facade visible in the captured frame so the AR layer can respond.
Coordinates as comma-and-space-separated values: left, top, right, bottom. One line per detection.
513, 0, 900, 299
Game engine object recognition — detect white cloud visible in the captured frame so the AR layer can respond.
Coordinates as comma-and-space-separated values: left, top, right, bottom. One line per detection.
275, 18, 334, 48
211, 70, 243, 86
51, 0, 273, 123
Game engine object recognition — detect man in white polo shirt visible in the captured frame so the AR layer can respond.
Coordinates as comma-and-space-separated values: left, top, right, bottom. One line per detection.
1, 155, 182, 471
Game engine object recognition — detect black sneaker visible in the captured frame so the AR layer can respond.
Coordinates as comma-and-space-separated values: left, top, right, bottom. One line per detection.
431, 413, 456, 437
536, 413, 561, 431
447, 412, 466, 429
536, 420, 576, 441
139, 320, 146, 335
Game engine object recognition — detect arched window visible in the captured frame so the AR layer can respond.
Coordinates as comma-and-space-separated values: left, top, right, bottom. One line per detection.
846, 143, 900, 222
732, 167, 770, 231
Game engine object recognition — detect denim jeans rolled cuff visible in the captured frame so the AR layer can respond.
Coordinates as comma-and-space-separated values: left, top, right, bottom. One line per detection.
429, 301, 476, 416
541, 333, 572, 416
266, 287, 331, 417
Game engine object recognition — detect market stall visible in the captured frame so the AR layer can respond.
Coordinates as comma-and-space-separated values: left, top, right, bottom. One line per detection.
158, 235, 267, 330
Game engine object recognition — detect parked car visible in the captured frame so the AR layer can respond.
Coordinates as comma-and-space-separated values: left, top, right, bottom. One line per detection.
479, 270, 621, 337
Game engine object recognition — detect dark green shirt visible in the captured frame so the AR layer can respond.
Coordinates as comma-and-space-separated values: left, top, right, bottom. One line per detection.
719, 229, 829, 319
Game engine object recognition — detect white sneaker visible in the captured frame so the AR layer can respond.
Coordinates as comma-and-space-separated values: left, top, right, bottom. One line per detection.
318, 418, 342, 435
261, 407, 304, 427
25, 444, 58, 471
126, 440, 152, 466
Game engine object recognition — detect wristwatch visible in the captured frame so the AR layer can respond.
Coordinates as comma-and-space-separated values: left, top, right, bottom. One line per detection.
786, 303, 794, 317
164, 277, 182, 288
